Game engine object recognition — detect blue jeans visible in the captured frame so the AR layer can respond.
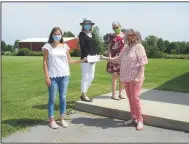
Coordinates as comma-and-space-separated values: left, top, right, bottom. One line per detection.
48, 76, 69, 118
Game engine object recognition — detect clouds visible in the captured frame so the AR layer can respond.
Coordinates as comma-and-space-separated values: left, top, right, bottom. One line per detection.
2, 2, 189, 44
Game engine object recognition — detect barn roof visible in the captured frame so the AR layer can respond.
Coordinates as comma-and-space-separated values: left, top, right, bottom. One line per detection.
19, 37, 77, 43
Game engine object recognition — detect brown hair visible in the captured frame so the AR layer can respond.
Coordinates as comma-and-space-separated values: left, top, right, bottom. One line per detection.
48, 27, 64, 43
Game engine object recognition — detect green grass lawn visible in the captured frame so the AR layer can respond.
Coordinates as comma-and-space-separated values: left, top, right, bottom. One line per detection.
2, 56, 189, 137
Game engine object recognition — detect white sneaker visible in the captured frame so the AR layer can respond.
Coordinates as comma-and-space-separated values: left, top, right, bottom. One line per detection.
124, 119, 137, 125
136, 122, 144, 130
60, 119, 68, 128
49, 121, 58, 129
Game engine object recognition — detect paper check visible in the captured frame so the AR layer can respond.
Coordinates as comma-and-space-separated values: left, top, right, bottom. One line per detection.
87, 55, 100, 63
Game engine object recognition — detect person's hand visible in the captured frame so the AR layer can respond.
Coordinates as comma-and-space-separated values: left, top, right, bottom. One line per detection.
134, 78, 140, 83
100, 55, 108, 60
81, 57, 87, 62
46, 77, 51, 87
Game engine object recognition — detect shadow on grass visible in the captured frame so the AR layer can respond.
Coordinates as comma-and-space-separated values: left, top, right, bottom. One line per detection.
154, 72, 189, 93
2, 118, 47, 129
140, 72, 189, 106
32, 100, 76, 110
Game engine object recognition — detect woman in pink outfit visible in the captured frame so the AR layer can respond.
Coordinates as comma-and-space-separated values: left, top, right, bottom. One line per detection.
101, 29, 148, 130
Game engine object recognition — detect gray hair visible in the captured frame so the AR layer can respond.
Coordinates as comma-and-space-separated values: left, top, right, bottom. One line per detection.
112, 21, 121, 27
124, 28, 142, 45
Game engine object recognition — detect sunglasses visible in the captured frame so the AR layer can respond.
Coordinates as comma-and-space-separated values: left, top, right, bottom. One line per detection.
112, 27, 119, 30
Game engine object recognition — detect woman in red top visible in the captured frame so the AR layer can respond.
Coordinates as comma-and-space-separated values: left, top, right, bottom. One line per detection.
106, 21, 125, 100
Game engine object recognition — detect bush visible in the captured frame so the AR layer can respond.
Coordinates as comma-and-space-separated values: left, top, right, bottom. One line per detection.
4, 51, 12, 56
17, 48, 30, 56
164, 54, 189, 59
70, 49, 80, 57
155, 51, 165, 58
12, 52, 18, 56
29, 51, 43, 56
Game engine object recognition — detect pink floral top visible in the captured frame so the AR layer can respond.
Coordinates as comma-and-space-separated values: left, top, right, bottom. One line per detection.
114, 43, 148, 82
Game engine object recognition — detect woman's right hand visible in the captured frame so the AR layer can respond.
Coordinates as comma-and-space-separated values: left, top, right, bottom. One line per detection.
46, 77, 51, 87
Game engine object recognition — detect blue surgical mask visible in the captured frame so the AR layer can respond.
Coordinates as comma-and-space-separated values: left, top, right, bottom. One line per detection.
84, 24, 91, 31
52, 35, 62, 41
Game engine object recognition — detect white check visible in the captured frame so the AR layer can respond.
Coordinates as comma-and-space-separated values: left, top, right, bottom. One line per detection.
87, 55, 100, 63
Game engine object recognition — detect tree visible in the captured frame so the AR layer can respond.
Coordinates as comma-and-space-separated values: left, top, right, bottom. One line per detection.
185, 42, 189, 54
164, 40, 170, 53
179, 41, 187, 54
1, 40, 6, 52
145, 35, 158, 49
103, 33, 110, 44
93, 26, 104, 54
142, 41, 150, 57
64, 31, 75, 37
14, 40, 19, 48
6, 44, 14, 52
144, 35, 160, 58
157, 38, 166, 52
168, 42, 180, 54
121, 29, 126, 33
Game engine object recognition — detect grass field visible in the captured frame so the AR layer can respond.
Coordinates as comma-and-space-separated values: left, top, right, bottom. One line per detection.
2, 56, 189, 137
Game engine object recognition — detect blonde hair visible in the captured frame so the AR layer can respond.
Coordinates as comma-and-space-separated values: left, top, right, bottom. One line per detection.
124, 28, 142, 45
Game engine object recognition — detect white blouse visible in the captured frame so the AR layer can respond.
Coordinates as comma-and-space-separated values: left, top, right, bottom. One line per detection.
42, 43, 70, 78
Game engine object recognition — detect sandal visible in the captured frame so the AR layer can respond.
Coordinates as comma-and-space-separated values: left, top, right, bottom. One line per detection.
119, 95, 126, 99
111, 96, 121, 100
124, 119, 137, 126
80, 96, 93, 102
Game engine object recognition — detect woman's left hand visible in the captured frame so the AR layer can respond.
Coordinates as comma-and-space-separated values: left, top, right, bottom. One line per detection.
134, 78, 140, 83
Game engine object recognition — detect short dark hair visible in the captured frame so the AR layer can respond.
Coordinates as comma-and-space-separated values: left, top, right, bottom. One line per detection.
48, 27, 64, 43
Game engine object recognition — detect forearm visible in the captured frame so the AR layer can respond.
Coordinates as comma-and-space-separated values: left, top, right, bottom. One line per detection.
43, 62, 49, 79
104, 56, 119, 63
69, 59, 83, 64
136, 65, 145, 79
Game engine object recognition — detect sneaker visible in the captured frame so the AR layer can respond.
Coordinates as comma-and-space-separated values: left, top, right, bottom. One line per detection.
49, 121, 58, 129
136, 121, 144, 130
60, 119, 68, 128
124, 119, 137, 126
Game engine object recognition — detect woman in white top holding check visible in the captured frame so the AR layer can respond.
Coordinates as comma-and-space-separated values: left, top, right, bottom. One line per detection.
79, 18, 98, 102
42, 27, 87, 129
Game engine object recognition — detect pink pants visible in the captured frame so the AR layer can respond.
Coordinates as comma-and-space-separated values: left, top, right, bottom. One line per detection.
124, 81, 143, 122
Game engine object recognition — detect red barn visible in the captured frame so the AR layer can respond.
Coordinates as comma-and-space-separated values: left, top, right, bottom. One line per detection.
18, 37, 79, 51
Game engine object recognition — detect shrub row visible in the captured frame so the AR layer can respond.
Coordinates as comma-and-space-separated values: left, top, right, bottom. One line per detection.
2, 48, 189, 59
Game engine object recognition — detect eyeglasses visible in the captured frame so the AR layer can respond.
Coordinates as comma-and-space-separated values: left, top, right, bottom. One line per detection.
127, 34, 136, 38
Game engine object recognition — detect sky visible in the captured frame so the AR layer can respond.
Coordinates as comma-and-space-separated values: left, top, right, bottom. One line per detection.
2, 2, 189, 45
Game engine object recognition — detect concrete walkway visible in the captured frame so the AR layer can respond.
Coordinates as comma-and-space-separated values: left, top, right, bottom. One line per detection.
2, 112, 189, 143
75, 89, 189, 132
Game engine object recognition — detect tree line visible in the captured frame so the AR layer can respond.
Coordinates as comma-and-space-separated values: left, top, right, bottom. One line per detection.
103, 31, 189, 58
1, 28, 189, 59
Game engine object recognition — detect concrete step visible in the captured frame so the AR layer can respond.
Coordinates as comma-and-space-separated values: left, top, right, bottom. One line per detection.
75, 89, 189, 132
